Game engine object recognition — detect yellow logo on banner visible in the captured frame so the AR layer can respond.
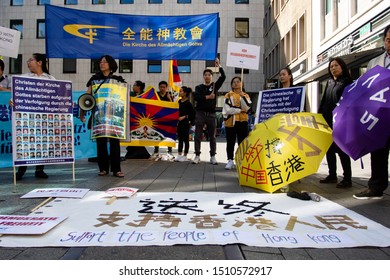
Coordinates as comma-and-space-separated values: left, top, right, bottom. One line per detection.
63, 24, 115, 44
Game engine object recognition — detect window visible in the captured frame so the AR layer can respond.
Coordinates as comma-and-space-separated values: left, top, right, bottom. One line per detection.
9, 55, 22, 74
38, 0, 50, 5
178, 0, 191, 3
325, 0, 331, 15
92, 0, 106, 4
177, 60, 191, 73
63, 59, 77, 73
120, 0, 134, 3
37, 20, 45, 39
234, 68, 249, 74
65, 0, 78, 4
11, 0, 23, 6
206, 0, 220, 3
235, 18, 249, 38
235, 0, 249, 3
291, 24, 297, 61
119, 60, 133, 73
298, 14, 306, 55
205, 54, 220, 72
148, 0, 162, 3
148, 60, 162, 73
91, 59, 99, 73
10, 20, 23, 39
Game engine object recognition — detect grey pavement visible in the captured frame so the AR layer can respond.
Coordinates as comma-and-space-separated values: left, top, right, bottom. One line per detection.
0, 140, 389, 260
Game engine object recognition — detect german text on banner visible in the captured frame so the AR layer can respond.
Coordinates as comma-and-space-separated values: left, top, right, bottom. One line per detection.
90, 79, 129, 140
255, 86, 306, 123
12, 76, 74, 167
45, 5, 219, 60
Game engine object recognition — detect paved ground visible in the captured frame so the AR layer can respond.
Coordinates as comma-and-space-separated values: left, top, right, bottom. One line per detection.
0, 140, 389, 260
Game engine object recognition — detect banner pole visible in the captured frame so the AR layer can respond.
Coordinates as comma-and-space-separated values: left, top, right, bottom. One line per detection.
241, 68, 244, 92
13, 166, 17, 192
72, 162, 75, 182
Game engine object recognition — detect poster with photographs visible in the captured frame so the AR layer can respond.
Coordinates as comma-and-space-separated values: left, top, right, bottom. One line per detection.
12, 76, 74, 166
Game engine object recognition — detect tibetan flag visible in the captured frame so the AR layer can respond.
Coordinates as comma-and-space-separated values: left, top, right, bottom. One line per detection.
136, 86, 159, 100
121, 86, 179, 147
168, 60, 182, 93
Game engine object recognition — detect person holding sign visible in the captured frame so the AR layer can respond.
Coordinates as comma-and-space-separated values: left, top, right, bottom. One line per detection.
192, 58, 226, 165
80, 55, 125, 178
10, 53, 55, 181
318, 57, 353, 188
279, 67, 294, 88
0, 59, 11, 91
222, 77, 251, 170
125, 80, 151, 159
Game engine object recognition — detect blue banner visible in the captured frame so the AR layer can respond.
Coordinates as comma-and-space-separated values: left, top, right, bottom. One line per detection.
45, 5, 219, 60
255, 86, 306, 123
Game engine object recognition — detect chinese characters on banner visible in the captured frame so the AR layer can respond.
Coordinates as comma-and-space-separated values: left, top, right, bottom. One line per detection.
45, 5, 219, 60
1, 192, 390, 248
12, 76, 74, 166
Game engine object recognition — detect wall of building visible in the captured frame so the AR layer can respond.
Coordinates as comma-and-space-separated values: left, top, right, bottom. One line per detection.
0, 0, 264, 95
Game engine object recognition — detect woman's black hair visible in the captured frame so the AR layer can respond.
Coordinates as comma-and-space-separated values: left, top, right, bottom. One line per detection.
328, 57, 352, 80
33, 53, 50, 74
0, 59, 5, 72
279, 67, 293, 86
181, 86, 192, 97
98, 55, 118, 73
230, 76, 246, 92
134, 80, 145, 92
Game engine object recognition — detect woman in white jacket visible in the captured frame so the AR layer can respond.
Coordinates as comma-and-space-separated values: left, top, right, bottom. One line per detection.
222, 76, 251, 170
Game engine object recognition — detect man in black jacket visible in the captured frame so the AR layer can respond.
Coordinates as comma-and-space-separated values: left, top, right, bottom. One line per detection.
192, 58, 226, 165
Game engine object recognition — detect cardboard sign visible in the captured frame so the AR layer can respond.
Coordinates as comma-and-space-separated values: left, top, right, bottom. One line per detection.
0, 26, 21, 58
226, 42, 260, 70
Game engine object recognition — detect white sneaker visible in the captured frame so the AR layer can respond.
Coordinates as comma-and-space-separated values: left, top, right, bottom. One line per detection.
178, 155, 189, 162
174, 155, 183, 162
166, 152, 175, 161
150, 152, 159, 159
192, 156, 200, 164
225, 159, 234, 170
210, 156, 218, 165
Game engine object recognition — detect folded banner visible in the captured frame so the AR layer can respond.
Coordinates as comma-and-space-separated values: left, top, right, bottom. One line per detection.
121, 86, 179, 148
45, 5, 219, 60
91, 79, 129, 140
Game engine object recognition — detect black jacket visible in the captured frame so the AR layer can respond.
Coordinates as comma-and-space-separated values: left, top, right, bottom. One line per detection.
194, 67, 226, 113
319, 76, 352, 127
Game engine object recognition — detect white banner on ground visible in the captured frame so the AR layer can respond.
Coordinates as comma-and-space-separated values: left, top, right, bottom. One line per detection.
1, 192, 389, 248
0, 215, 67, 235
20, 188, 90, 199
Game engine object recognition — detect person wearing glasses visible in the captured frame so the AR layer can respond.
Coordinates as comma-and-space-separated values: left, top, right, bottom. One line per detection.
80, 55, 126, 178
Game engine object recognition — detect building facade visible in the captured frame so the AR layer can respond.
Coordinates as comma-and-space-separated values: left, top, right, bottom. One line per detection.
0, 0, 264, 103
263, 0, 388, 112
